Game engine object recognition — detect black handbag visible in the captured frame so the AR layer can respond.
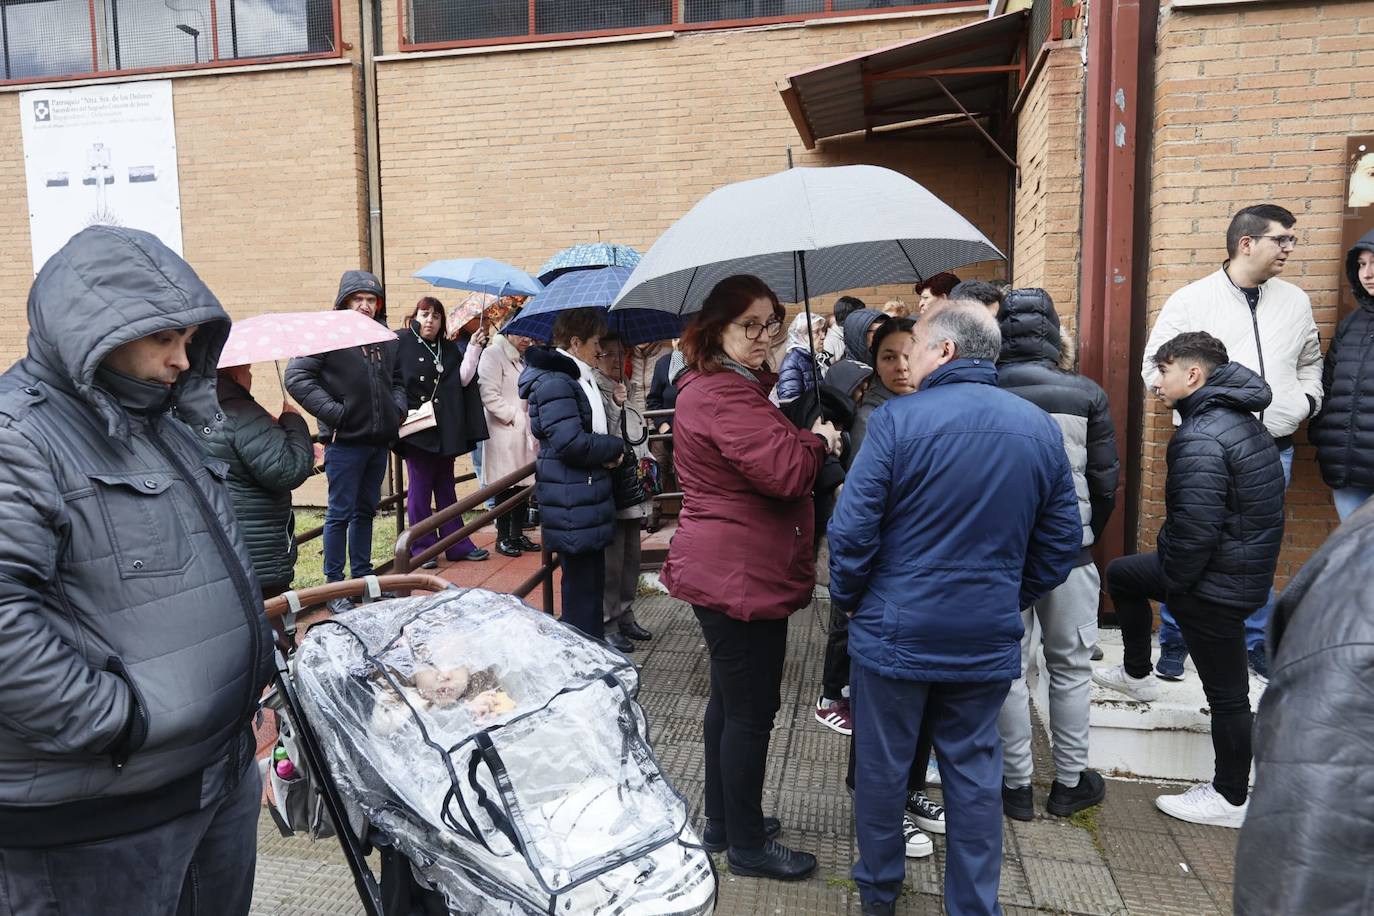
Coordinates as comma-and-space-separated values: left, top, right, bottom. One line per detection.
611, 406, 648, 510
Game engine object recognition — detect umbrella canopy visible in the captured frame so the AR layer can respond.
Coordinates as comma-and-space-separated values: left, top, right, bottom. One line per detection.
217, 309, 397, 368
536, 243, 642, 285
414, 258, 544, 298
611, 164, 1003, 314
503, 266, 684, 345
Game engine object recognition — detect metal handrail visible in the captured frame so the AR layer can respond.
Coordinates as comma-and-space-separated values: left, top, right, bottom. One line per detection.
392, 461, 558, 611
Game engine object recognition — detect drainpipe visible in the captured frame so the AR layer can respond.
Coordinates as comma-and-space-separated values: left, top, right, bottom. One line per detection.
1080, 0, 1153, 600
359, 0, 384, 280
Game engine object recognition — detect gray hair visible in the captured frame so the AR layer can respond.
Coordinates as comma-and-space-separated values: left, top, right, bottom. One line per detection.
922, 301, 1001, 361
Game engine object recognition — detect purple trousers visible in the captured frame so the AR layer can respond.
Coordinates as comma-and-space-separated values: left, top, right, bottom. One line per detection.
404, 447, 476, 560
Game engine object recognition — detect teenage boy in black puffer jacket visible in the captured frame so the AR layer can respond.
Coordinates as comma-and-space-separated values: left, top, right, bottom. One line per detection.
1094, 332, 1284, 830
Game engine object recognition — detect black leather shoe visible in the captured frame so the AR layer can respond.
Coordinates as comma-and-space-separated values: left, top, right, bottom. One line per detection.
495, 539, 523, 558
861, 900, 896, 916
727, 840, 816, 881
517, 535, 540, 552
605, 632, 636, 653
456, 547, 490, 562
1046, 769, 1106, 817
702, 816, 780, 853
619, 621, 653, 641
1003, 783, 1034, 822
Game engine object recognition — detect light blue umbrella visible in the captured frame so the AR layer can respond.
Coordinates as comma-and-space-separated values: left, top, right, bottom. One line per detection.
414, 258, 544, 298
503, 267, 684, 345
536, 243, 642, 285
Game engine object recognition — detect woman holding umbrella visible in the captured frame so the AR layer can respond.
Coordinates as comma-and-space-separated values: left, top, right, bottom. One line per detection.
396, 297, 490, 565
660, 275, 840, 881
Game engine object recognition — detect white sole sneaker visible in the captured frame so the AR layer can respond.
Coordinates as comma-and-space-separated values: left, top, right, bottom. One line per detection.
902, 816, 934, 858
1155, 784, 1247, 829
1092, 665, 1161, 702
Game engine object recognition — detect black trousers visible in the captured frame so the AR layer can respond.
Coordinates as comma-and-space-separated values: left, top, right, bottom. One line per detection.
1106, 552, 1253, 805
560, 549, 606, 640
495, 487, 528, 543
694, 606, 788, 851
821, 602, 851, 701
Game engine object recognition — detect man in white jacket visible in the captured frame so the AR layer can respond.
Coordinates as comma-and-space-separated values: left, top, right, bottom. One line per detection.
1140, 204, 1321, 682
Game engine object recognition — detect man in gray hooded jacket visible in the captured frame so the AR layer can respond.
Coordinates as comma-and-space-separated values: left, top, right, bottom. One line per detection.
0, 227, 271, 914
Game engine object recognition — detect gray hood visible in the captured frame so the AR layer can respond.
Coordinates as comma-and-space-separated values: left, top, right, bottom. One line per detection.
26, 226, 230, 441
843, 309, 888, 364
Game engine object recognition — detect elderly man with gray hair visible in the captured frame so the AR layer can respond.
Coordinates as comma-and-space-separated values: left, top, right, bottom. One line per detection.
829, 302, 1082, 916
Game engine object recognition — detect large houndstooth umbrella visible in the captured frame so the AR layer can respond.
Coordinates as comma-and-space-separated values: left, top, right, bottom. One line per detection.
611, 165, 1003, 315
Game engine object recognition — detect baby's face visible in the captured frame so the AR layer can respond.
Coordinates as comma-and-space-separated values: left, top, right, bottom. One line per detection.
414, 666, 468, 707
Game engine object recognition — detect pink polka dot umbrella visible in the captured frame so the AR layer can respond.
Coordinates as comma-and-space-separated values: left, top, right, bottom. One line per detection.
217, 310, 398, 369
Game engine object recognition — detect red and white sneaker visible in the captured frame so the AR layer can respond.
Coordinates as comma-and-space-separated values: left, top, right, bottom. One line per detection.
814, 697, 853, 736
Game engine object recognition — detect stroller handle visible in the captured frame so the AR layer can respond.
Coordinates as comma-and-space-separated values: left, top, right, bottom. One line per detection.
265, 574, 455, 620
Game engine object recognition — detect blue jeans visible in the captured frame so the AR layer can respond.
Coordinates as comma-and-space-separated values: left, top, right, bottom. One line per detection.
851, 664, 1009, 914
323, 442, 389, 582
1159, 444, 1292, 652
1333, 486, 1373, 521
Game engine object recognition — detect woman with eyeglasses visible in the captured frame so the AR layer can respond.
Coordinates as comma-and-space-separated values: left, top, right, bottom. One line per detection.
660, 275, 840, 882
518, 307, 625, 640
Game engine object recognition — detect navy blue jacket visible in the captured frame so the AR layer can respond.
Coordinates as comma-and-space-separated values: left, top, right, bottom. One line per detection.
518, 347, 623, 555
829, 360, 1082, 682
776, 347, 820, 402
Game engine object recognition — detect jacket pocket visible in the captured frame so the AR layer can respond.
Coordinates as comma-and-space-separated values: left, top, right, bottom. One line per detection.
87, 471, 192, 578
104, 655, 149, 767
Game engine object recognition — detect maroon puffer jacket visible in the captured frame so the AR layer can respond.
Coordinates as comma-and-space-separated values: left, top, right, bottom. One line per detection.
660, 367, 827, 621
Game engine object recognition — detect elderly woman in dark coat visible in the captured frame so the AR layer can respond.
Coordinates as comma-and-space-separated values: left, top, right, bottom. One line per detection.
396, 296, 490, 565
518, 307, 625, 639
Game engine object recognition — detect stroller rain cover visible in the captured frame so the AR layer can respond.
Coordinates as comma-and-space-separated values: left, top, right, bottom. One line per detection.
293, 587, 716, 915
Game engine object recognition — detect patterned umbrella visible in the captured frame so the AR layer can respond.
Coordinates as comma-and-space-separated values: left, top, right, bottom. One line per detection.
503, 267, 683, 345
217, 309, 397, 368
536, 243, 643, 285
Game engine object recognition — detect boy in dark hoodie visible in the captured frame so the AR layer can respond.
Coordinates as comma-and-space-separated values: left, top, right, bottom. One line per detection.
1310, 228, 1374, 519
285, 270, 406, 612
1094, 331, 1284, 829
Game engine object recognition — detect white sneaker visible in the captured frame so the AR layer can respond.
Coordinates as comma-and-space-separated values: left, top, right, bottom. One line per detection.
1155, 783, 1247, 829
902, 814, 934, 858
1092, 665, 1161, 702
926, 754, 941, 787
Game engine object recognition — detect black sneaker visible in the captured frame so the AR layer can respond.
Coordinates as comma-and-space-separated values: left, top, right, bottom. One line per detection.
702, 816, 780, 853
1156, 642, 1188, 680
861, 899, 896, 916
726, 839, 816, 881
1248, 644, 1270, 683
905, 790, 946, 835
1002, 783, 1034, 821
325, 596, 353, 616
1046, 769, 1106, 817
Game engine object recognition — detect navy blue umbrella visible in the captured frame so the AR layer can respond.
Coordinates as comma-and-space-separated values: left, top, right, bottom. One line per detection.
502, 267, 683, 345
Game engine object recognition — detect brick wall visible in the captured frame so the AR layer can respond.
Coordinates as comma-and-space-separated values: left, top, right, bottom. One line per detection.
374, 12, 1010, 317
1142, 0, 1374, 585
1013, 43, 1085, 334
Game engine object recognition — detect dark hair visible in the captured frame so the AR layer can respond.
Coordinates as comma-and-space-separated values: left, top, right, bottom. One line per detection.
550, 307, 608, 349
1226, 204, 1296, 258
833, 295, 866, 323
680, 275, 783, 374
916, 272, 961, 297
406, 296, 447, 340
948, 280, 1004, 310
868, 316, 917, 367
1153, 331, 1229, 376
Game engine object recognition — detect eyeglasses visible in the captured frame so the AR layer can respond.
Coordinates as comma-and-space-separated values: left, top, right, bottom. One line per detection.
731, 317, 783, 341
1254, 234, 1298, 250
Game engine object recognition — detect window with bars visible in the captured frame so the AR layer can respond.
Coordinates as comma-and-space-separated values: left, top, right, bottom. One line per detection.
405, 0, 976, 47
0, 0, 338, 84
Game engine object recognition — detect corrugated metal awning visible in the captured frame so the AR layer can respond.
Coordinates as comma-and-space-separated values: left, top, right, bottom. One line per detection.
779, 10, 1029, 150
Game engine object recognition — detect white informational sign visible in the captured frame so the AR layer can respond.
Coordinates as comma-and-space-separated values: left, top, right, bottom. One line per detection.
20, 79, 182, 274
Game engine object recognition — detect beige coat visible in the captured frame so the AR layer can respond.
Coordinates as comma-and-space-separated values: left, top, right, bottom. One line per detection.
477, 335, 537, 487
627, 341, 671, 416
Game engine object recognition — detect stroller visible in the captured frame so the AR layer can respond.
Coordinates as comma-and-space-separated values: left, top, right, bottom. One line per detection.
263, 576, 716, 916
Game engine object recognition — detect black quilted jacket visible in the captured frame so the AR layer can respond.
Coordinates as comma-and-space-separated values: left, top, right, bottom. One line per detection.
1156, 361, 1285, 607
1309, 229, 1374, 490
1235, 499, 1374, 915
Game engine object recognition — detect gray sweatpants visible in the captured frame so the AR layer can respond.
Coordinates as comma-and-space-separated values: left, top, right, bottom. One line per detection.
996, 562, 1100, 788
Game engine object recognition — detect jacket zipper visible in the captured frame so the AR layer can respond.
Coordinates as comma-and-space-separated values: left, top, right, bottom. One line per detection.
146, 417, 263, 750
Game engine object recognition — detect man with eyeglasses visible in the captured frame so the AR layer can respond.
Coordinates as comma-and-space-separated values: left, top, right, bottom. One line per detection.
1140, 204, 1322, 683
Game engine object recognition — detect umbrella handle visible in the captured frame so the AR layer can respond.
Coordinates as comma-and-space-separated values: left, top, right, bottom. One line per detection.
275, 360, 287, 402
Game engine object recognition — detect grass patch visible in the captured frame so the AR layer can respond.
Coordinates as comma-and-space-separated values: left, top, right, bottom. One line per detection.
824, 875, 857, 893
1067, 804, 1106, 856
291, 510, 403, 591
